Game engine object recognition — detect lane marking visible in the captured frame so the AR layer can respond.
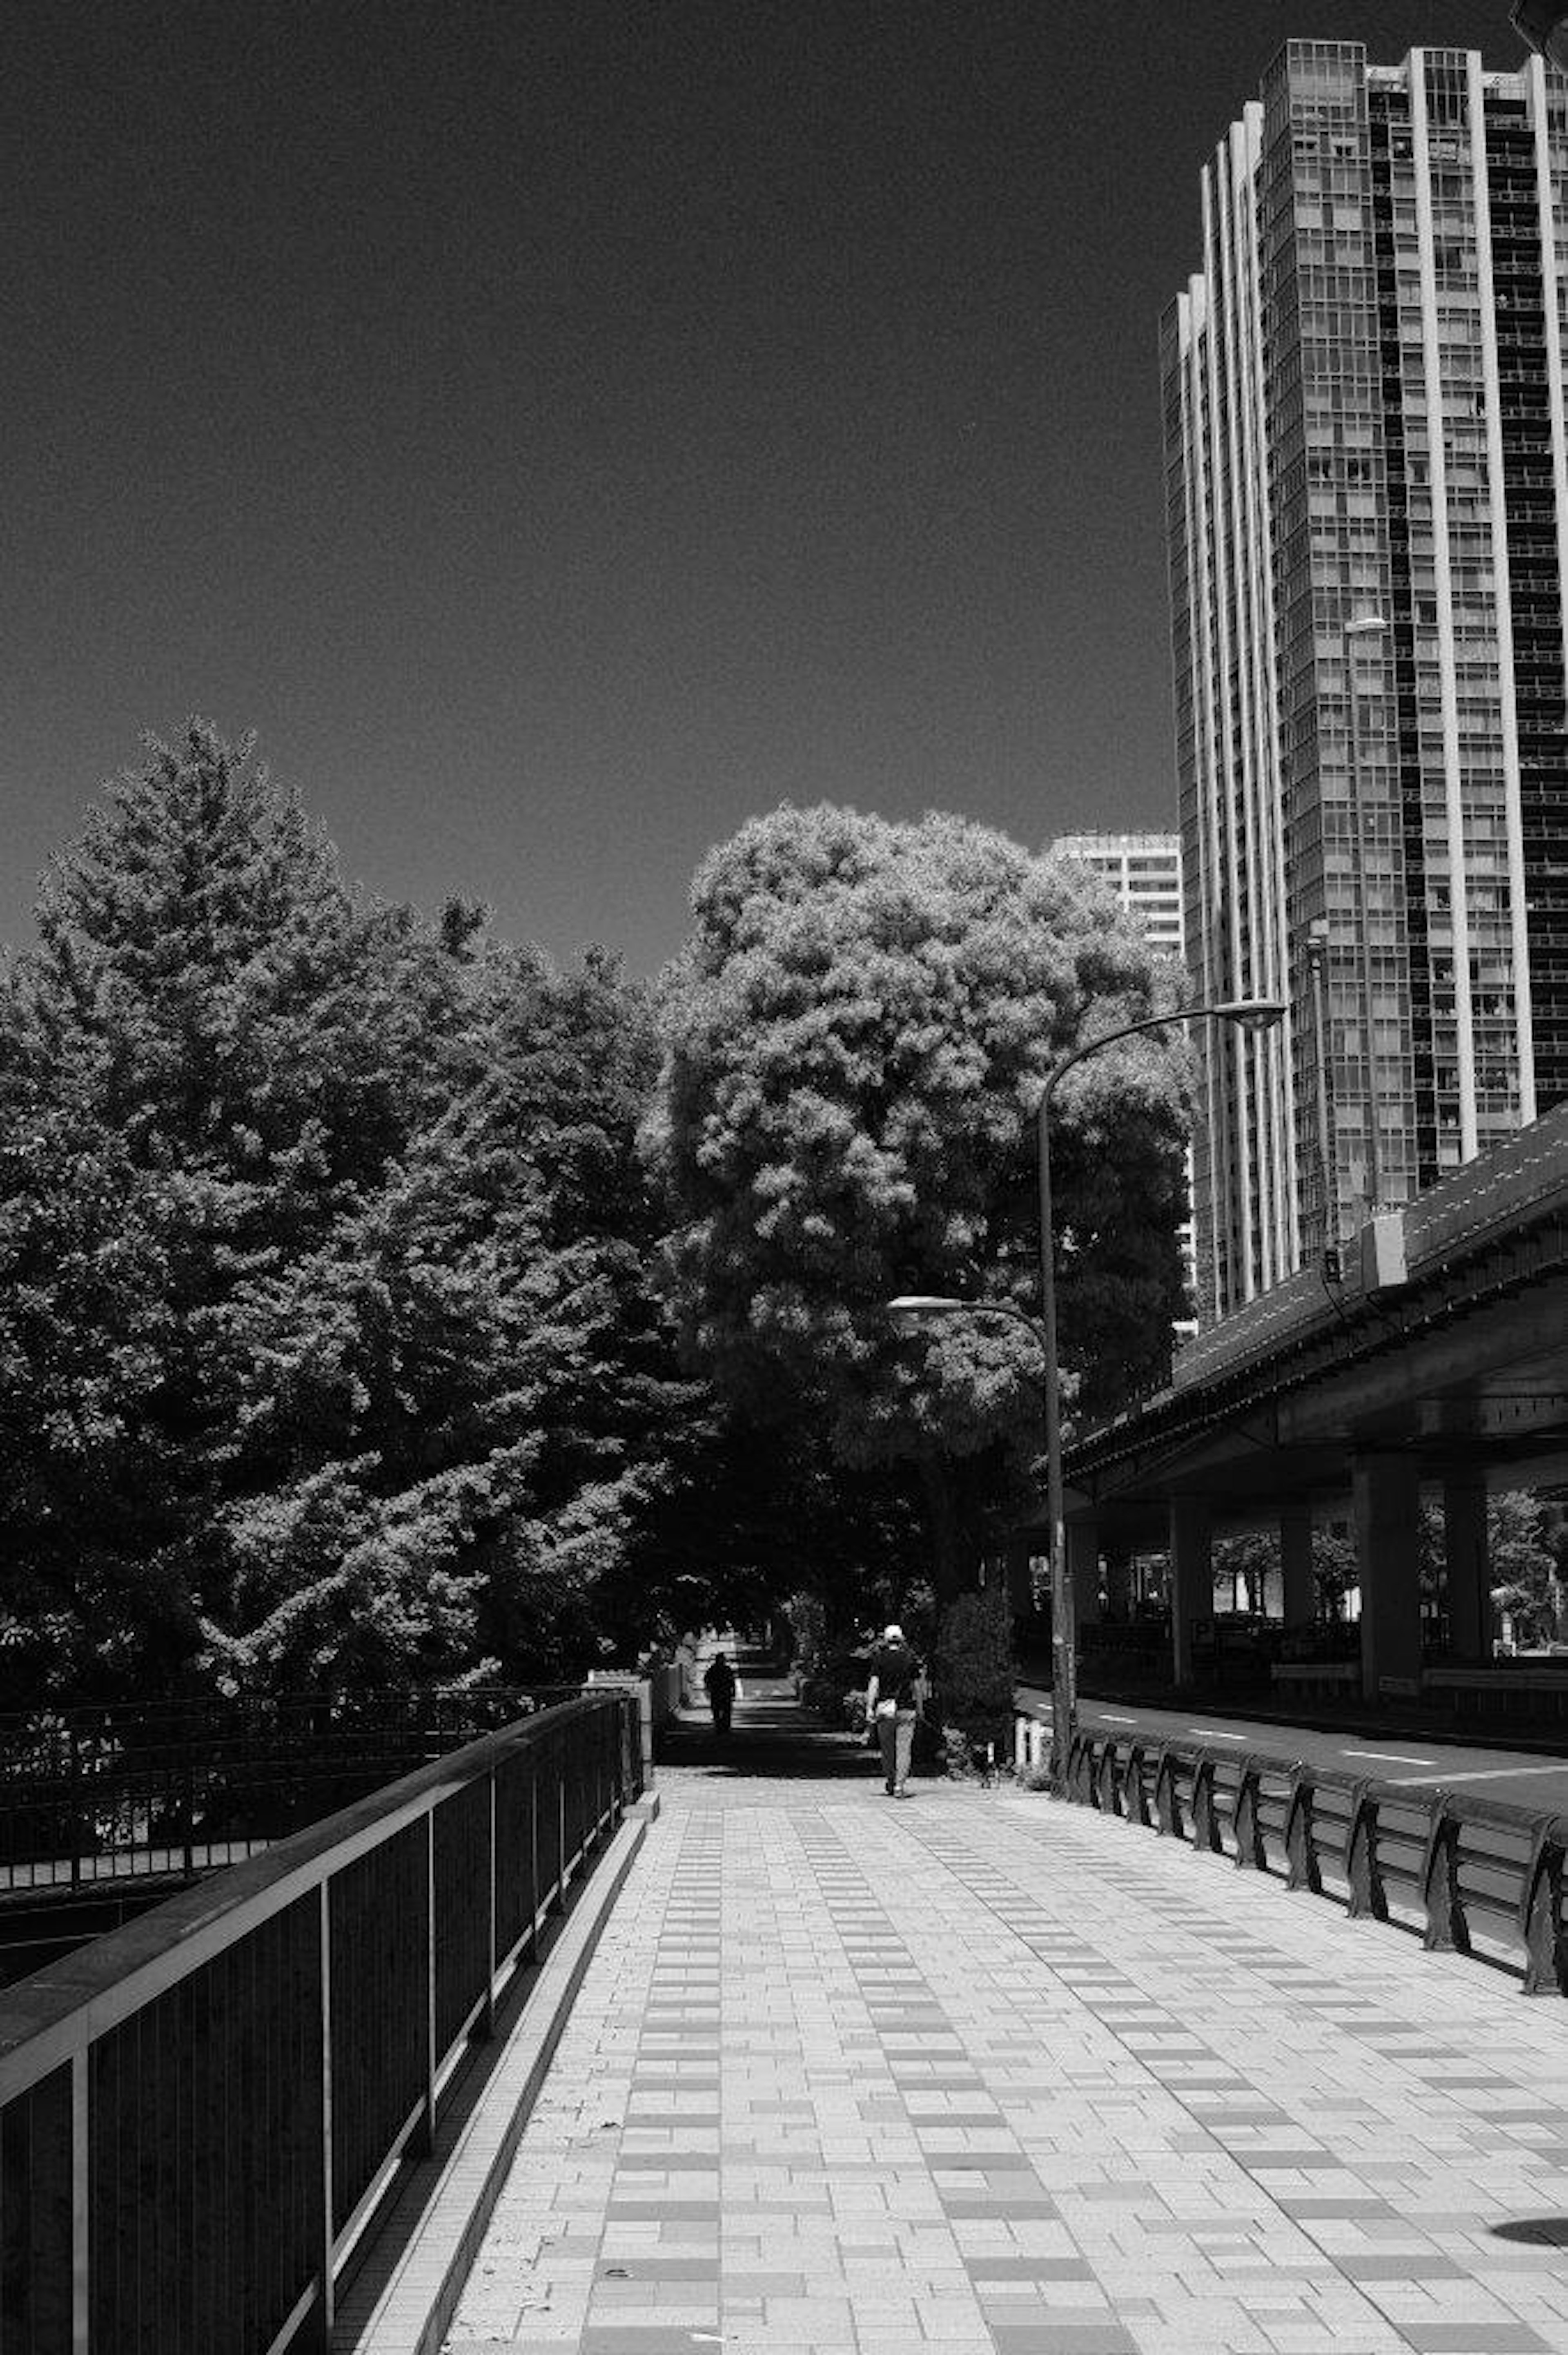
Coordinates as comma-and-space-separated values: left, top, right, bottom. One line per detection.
1341, 1749, 1436, 1766
1189, 1728, 1247, 1742
1388, 1764, 1568, 1786
1097, 1713, 1136, 1724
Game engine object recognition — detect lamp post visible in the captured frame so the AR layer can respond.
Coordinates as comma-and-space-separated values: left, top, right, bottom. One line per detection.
1512, 0, 1568, 71
1343, 612, 1389, 1226
888, 992, 1287, 1791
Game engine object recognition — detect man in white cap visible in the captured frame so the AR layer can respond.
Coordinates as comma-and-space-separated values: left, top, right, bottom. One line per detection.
864, 1621, 924, 1797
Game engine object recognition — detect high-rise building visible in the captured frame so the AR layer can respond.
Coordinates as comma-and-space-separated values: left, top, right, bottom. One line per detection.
1049, 832, 1195, 1323
1163, 42, 1568, 1324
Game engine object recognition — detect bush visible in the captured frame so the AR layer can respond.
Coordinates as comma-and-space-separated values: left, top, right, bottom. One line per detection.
935, 1588, 1014, 1752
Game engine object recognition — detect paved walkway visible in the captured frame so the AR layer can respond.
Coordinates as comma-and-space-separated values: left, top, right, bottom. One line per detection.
444, 1674, 1568, 2355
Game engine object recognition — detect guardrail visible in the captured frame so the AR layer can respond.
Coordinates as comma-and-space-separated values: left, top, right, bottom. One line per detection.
0, 1687, 642, 2355
0, 1687, 564, 1894
1047, 1722, 1568, 1998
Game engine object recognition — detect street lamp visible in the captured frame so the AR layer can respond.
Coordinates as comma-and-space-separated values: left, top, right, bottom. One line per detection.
1512, 0, 1568, 72
888, 992, 1287, 1791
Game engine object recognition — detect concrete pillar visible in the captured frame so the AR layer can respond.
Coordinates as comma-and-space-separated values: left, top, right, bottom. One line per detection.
1067, 1519, 1102, 1627
1352, 1451, 1423, 1702
1281, 1503, 1316, 1629
1169, 1499, 1212, 1686
1103, 1549, 1133, 1621
1443, 1472, 1492, 1664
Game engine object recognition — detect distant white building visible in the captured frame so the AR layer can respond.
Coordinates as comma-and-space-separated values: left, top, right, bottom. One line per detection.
1050, 831, 1184, 958
1049, 831, 1195, 1327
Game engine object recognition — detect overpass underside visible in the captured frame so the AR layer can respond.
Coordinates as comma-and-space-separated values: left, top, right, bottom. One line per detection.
1062, 1104, 1568, 1702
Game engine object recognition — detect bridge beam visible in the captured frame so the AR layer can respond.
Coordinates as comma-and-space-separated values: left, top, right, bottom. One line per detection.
1443, 1471, 1493, 1665
1169, 1498, 1212, 1686
1353, 1450, 1423, 1702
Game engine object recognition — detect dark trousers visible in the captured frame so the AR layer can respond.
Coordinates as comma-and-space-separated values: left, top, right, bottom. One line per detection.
709, 1695, 733, 1733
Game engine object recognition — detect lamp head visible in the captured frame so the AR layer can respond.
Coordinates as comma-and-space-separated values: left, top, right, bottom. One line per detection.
1208, 997, 1288, 1035
885, 1294, 966, 1324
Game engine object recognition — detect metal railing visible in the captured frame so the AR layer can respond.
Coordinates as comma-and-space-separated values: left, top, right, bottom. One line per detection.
0, 1687, 642, 2354
1056, 1724, 1568, 1998
0, 1687, 574, 1894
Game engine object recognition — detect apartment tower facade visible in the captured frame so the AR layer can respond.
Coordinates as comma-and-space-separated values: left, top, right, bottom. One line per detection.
1164, 42, 1568, 1322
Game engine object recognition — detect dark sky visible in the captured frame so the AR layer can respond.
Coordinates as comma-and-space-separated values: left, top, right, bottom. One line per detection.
0, 1, 1517, 973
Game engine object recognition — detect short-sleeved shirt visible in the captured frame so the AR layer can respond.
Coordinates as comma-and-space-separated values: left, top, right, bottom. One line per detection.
867, 1640, 920, 1707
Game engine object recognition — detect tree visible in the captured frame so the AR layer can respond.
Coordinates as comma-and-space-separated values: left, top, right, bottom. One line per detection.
651, 803, 1190, 1599
1488, 1490, 1560, 1650
0, 725, 706, 1699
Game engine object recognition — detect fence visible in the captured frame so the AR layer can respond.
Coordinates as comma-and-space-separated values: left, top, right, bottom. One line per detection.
0, 1688, 641, 2355
1049, 1721, 1568, 1997
0, 1688, 568, 1896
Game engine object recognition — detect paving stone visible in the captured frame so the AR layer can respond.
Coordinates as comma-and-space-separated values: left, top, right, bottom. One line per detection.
439, 1698, 1568, 2355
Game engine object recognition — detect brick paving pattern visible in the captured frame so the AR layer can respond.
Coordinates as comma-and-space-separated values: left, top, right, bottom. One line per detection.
445, 1708, 1568, 2354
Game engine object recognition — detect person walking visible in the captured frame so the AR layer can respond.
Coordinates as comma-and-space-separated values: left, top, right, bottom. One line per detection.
703, 1649, 738, 1735
864, 1622, 923, 1797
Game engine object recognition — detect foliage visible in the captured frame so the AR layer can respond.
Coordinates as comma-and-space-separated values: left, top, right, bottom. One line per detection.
651, 802, 1189, 1594
934, 1585, 1014, 1747
1488, 1491, 1561, 1648
0, 724, 706, 1702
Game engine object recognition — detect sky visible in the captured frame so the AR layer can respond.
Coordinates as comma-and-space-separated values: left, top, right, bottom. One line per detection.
0, 0, 1521, 975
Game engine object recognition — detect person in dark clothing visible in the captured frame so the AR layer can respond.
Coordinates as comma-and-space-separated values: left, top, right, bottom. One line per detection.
864, 1623, 924, 1796
703, 1650, 737, 1734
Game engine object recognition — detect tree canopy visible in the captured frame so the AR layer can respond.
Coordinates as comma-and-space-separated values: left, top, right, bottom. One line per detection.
650, 802, 1191, 1593
0, 725, 699, 1701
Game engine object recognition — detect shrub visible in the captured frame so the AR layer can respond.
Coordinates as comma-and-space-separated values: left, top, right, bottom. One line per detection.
935, 1588, 1014, 1751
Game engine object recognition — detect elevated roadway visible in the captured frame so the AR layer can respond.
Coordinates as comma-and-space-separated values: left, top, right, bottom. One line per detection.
1058, 1102, 1568, 1705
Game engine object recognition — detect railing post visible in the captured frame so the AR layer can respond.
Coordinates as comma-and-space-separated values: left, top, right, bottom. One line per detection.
1520, 1816, 1568, 1997
481, 1768, 498, 2039
71, 2047, 89, 2355
414, 1806, 437, 2157
530, 1765, 541, 1946
1154, 1750, 1182, 1839
1095, 1740, 1121, 1817
1191, 1754, 1223, 1853
1284, 1769, 1322, 1893
182, 1736, 196, 1882
1234, 1764, 1266, 1871
1345, 1784, 1388, 1921
1421, 1797, 1469, 1954
1125, 1742, 1150, 1828
311, 1878, 336, 2352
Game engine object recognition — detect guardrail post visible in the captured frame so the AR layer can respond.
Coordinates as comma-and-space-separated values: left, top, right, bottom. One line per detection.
1154, 1750, 1182, 1840
311, 1878, 335, 2352
1345, 1784, 1388, 1921
1520, 1817, 1568, 1997
1234, 1763, 1266, 1871
71, 2047, 89, 2355
481, 1768, 498, 2039
1191, 1753, 1223, 1854
1125, 1742, 1150, 1829
1421, 1797, 1469, 1954
1284, 1770, 1322, 1894
414, 1807, 436, 2158
1095, 1741, 1121, 1817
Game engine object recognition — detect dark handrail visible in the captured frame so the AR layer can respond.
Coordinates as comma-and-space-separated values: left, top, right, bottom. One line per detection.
1050, 1720, 1568, 1997
0, 1684, 644, 2354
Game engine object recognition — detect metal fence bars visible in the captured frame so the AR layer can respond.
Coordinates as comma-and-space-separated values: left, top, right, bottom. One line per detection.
0, 1688, 571, 1895
1059, 1726, 1568, 1998
0, 1688, 642, 2355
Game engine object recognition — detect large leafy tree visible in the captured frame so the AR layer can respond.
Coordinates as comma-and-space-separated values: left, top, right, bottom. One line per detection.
651, 803, 1190, 1599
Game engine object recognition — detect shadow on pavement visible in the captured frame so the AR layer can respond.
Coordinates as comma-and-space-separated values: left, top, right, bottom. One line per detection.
655, 1665, 894, 1784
